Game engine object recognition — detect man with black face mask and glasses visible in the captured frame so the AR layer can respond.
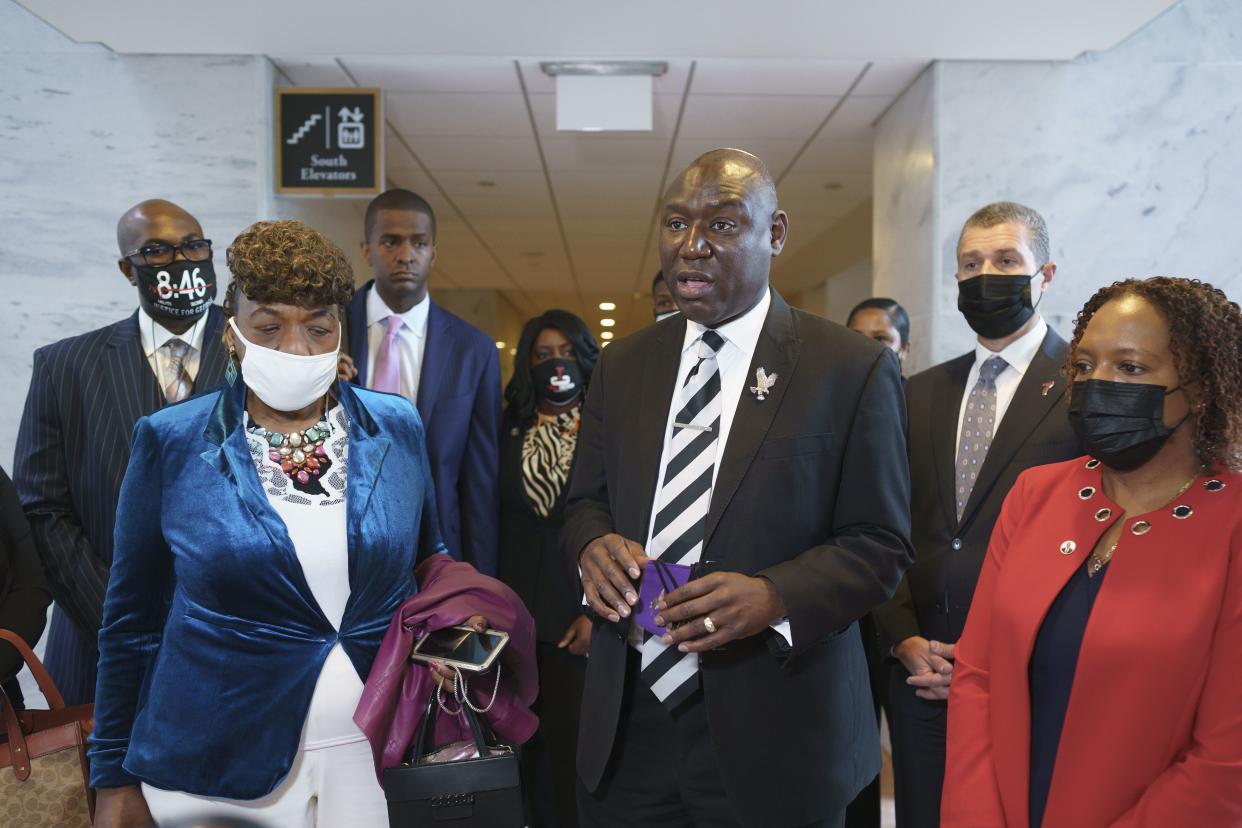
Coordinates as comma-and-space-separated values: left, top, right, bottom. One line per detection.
14, 199, 228, 705
874, 201, 1081, 827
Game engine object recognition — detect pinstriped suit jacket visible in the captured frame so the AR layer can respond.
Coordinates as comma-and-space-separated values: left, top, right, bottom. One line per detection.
14, 306, 226, 703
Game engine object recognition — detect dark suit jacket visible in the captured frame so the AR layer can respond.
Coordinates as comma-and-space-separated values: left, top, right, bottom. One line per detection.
875, 329, 1081, 649
13, 306, 227, 703
89, 380, 444, 797
496, 407, 582, 644
347, 283, 501, 575
0, 465, 51, 684
561, 290, 914, 828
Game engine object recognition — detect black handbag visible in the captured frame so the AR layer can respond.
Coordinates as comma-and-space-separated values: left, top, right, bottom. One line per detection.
383, 694, 523, 827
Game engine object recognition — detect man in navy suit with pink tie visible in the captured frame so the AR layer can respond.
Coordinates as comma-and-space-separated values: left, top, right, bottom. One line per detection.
343, 188, 500, 575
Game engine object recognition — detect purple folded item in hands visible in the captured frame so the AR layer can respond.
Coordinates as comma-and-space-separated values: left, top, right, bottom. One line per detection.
635, 560, 693, 637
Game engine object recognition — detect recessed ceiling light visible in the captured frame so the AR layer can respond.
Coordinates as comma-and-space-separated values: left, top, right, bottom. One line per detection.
495, 341, 506, 349
477, 180, 496, 188
601, 340, 610, 348
601, 331, 614, 340
509, 348, 516, 356
599, 301, 616, 311
823, 181, 843, 191
600, 318, 616, 327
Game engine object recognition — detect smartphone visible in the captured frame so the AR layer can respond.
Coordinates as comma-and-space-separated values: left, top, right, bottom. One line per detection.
409, 625, 509, 673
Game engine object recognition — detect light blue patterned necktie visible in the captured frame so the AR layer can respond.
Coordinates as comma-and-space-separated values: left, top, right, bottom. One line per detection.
955, 355, 1007, 521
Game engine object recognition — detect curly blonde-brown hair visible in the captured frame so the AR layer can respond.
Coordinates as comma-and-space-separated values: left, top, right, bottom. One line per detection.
224, 219, 355, 314
1067, 276, 1242, 471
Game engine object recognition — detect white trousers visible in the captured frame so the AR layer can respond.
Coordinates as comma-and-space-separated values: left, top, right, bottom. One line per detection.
142, 738, 388, 828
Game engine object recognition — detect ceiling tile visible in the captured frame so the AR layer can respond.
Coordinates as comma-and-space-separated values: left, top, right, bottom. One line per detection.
271, 57, 352, 87
790, 138, 874, 174
854, 61, 930, 96
387, 92, 530, 137
398, 135, 543, 171
692, 59, 866, 96
340, 56, 519, 93
678, 94, 840, 138
540, 134, 670, 171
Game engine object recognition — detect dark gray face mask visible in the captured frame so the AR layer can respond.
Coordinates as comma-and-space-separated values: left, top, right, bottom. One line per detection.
1068, 379, 1188, 471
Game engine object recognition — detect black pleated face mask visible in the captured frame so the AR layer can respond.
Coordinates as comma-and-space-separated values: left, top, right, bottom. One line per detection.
957, 273, 1042, 339
1067, 379, 1187, 471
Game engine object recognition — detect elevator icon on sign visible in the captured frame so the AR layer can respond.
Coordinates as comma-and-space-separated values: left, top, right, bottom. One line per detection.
337, 107, 366, 150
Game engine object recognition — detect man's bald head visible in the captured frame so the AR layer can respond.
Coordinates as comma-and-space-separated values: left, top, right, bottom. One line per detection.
658, 148, 789, 326
667, 148, 779, 217
116, 199, 202, 255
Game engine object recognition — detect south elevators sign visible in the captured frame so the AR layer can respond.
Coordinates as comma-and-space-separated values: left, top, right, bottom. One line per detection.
276, 88, 383, 196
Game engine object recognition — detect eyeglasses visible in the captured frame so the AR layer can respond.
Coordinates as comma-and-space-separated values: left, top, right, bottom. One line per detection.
124, 239, 213, 266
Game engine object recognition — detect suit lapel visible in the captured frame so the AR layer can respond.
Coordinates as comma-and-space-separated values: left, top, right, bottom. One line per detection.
347, 283, 371, 385
959, 331, 1068, 531
101, 312, 163, 447
195, 306, 228, 391
632, 318, 686, 541
931, 355, 973, 531
703, 292, 800, 548
416, 304, 452, 423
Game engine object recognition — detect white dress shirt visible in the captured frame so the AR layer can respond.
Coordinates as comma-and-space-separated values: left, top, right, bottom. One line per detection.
137, 304, 206, 384
365, 287, 430, 403
955, 316, 1049, 447
641, 289, 792, 645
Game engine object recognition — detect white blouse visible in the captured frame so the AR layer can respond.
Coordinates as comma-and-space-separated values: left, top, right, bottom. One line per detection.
245, 404, 366, 751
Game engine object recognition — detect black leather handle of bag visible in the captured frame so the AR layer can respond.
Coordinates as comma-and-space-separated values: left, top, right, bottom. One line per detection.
409, 692, 492, 763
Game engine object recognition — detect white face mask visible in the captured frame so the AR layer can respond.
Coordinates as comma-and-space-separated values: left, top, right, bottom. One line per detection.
228, 317, 340, 412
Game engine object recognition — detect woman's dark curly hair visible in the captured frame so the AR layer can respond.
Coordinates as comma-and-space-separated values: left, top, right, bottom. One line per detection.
222, 219, 355, 315
504, 309, 599, 428
1067, 276, 1242, 471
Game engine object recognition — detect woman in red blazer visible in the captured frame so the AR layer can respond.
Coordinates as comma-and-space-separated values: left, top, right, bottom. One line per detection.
943, 276, 1242, 828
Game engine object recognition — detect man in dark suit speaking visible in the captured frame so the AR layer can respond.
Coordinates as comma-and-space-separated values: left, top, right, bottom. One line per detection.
563, 149, 914, 828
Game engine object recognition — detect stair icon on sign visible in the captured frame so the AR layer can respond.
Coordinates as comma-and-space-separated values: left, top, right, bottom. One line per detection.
287, 113, 323, 145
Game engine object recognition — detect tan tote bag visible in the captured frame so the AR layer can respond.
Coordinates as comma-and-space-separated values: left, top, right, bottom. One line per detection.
0, 628, 95, 827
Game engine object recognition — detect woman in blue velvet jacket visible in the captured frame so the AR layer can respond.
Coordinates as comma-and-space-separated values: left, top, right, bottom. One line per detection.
89, 220, 467, 828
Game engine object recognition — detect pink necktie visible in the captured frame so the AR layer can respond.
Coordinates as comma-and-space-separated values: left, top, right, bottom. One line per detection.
372, 315, 403, 394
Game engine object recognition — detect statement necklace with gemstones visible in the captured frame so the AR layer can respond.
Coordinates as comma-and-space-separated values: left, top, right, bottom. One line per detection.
248, 415, 330, 484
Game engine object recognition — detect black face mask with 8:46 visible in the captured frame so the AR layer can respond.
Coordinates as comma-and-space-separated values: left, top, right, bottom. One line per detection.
134, 259, 218, 319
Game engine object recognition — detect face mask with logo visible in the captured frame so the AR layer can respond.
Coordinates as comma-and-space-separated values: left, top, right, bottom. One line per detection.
1067, 379, 1188, 471
531, 358, 583, 406
957, 272, 1043, 339
134, 260, 218, 319
228, 318, 339, 412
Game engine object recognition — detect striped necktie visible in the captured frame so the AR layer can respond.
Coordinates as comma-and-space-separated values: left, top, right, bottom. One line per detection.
161, 338, 192, 403
639, 329, 725, 711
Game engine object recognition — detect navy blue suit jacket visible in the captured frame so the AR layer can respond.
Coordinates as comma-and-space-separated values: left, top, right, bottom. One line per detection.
89, 379, 446, 797
346, 283, 500, 575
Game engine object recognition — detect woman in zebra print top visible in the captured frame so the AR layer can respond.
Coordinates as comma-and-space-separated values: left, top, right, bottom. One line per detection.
497, 309, 599, 828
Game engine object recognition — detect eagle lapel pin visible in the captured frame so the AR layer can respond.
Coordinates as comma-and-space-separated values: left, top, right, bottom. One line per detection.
750, 367, 778, 401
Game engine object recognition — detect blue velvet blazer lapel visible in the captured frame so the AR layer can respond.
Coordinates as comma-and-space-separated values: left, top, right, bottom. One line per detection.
337, 382, 391, 623
199, 379, 327, 621
197, 379, 395, 629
